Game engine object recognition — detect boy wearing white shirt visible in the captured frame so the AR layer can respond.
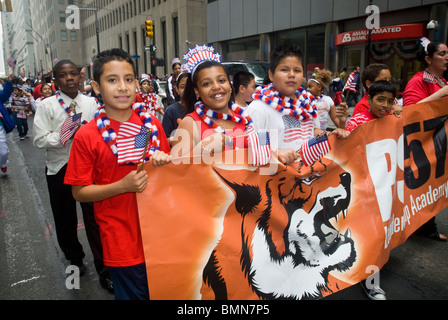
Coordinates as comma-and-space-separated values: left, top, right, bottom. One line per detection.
33, 60, 113, 293
248, 44, 348, 165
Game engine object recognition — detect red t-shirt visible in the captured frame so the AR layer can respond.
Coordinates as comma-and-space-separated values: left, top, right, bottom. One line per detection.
345, 110, 377, 132
187, 110, 249, 149
33, 84, 42, 100
403, 71, 448, 106
64, 111, 170, 267
352, 94, 369, 117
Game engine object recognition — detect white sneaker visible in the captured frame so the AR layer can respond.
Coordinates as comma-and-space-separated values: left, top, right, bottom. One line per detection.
360, 281, 387, 300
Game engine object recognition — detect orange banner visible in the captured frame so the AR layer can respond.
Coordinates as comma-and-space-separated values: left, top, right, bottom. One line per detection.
137, 99, 448, 300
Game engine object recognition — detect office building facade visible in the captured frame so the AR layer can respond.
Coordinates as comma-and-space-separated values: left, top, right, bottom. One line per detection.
207, 0, 448, 92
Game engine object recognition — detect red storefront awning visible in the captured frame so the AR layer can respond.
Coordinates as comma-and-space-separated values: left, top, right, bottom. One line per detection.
335, 23, 426, 46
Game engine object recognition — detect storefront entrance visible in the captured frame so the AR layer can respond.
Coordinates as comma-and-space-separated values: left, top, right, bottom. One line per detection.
343, 45, 365, 72
336, 24, 426, 96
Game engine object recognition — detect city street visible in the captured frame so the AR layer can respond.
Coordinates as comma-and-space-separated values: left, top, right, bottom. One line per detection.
1, 116, 447, 301
0, 116, 113, 300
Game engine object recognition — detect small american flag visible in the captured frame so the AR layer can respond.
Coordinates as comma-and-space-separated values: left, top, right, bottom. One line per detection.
343, 71, 357, 92
248, 130, 271, 166
7, 58, 16, 68
300, 133, 331, 166
117, 122, 149, 164
283, 116, 314, 144
60, 113, 82, 146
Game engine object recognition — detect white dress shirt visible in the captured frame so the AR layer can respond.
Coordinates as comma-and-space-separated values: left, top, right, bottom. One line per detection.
33, 92, 98, 175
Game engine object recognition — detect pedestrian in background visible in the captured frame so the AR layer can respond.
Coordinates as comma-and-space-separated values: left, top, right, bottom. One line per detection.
403, 38, 448, 242
340, 67, 348, 85
307, 68, 348, 131
135, 74, 165, 119
343, 66, 361, 107
33, 60, 114, 292
232, 70, 256, 110
34, 83, 55, 110
162, 72, 190, 143
0, 73, 15, 173
167, 58, 182, 106
11, 85, 33, 140
330, 72, 344, 106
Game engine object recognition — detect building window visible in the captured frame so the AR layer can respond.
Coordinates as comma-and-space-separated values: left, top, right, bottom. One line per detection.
61, 30, 68, 41
173, 16, 179, 59
70, 30, 77, 41
275, 26, 325, 79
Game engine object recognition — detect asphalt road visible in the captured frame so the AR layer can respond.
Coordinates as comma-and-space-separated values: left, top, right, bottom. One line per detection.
0, 116, 447, 301
0, 116, 113, 300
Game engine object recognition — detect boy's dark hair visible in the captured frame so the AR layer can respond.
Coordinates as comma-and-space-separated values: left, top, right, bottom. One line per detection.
53, 59, 78, 78
92, 48, 136, 84
361, 63, 390, 90
368, 80, 396, 99
270, 44, 303, 73
232, 71, 255, 94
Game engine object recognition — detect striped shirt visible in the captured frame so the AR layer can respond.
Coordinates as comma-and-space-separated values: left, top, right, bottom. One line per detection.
345, 110, 376, 132
11, 94, 31, 119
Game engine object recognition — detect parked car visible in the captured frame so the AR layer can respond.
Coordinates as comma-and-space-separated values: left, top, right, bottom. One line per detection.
222, 61, 270, 86
157, 80, 168, 109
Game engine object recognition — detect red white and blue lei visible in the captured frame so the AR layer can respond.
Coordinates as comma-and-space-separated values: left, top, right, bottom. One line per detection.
56, 91, 88, 125
94, 102, 160, 163
194, 101, 253, 134
252, 84, 318, 121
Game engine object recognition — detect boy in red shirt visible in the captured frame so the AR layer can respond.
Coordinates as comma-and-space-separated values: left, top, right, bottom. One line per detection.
345, 80, 396, 133
342, 80, 397, 300
64, 49, 171, 300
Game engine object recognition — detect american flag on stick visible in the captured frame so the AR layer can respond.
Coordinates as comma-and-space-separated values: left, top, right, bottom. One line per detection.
247, 128, 271, 167
60, 113, 83, 146
117, 122, 150, 164
300, 132, 331, 166
7, 58, 17, 69
343, 71, 358, 92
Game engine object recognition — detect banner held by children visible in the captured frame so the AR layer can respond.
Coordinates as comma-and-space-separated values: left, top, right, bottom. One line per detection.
137, 98, 448, 300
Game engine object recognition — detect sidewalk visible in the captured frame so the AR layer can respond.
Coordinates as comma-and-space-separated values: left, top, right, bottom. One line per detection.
326, 207, 448, 300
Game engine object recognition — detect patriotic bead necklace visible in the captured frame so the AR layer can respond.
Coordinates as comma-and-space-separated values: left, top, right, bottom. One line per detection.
140, 92, 159, 115
94, 102, 160, 163
252, 84, 318, 121
194, 101, 253, 134
56, 91, 88, 125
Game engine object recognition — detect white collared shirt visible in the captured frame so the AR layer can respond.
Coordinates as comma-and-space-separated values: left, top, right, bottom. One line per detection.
33, 91, 98, 175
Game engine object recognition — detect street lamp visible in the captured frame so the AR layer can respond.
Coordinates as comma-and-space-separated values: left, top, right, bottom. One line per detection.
78, 8, 100, 54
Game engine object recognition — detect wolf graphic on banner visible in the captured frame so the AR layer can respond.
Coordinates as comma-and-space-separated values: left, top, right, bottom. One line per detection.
202, 159, 356, 300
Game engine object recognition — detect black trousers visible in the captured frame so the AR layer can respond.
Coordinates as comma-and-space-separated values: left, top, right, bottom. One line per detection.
46, 164, 108, 277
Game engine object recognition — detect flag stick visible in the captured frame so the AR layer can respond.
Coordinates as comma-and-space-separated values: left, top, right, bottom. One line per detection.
138, 131, 151, 173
